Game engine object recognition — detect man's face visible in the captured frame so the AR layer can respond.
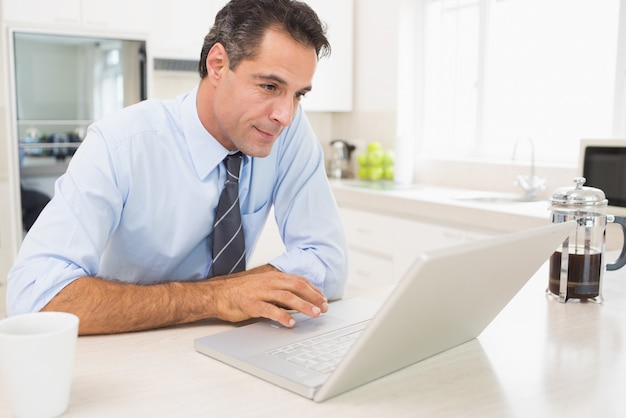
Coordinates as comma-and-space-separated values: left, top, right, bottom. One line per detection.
208, 29, 318, 157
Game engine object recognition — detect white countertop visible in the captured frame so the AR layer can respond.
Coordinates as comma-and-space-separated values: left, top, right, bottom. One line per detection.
330, 180, 552, 234
3, 262, 624, 417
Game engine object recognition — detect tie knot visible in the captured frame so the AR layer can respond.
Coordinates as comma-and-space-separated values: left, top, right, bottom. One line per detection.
224, 152, 242, 183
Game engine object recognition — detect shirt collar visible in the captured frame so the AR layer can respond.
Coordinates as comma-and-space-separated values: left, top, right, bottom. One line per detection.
180, 85, 231, 181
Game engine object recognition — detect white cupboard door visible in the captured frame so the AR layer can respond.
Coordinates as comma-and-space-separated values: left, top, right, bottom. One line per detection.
301, 0, 353, 112
151, 0, 217, 60
348, 251, 394, 289
2, 0, 81, 26
3, 0, 151, 34
340, 207, 396, 258
82, 0, 152, 34
340, 206, 495, 284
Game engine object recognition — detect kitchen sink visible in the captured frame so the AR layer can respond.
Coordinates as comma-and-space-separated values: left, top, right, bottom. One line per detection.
454, 192, 548, 204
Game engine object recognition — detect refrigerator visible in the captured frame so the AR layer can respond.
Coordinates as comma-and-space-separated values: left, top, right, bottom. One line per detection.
11, 31, 147, 230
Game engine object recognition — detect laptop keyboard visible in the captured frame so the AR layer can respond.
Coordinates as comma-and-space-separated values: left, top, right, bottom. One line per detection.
266, 322, 368, 375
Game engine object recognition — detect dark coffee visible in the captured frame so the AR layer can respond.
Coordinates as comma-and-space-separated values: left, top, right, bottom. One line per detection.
548, 251, 602, 300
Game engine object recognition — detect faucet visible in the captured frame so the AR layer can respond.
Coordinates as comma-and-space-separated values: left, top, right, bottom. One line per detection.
511, 137, 546, 199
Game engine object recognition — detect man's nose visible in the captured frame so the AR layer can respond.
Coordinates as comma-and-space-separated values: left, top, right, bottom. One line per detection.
270, 96, 295, 126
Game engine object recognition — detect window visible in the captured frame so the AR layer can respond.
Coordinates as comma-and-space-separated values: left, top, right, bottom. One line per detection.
420, 0, 622, 164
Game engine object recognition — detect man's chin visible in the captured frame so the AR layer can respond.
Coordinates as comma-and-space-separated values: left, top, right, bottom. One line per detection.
240, 144, 273, 158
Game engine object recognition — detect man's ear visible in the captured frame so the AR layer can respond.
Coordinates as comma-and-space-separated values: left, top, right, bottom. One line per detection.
205, 43, 229, 84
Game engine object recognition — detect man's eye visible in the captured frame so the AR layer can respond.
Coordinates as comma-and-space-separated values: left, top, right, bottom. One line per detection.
261, 84, 276, 92
295, 91, 308, 100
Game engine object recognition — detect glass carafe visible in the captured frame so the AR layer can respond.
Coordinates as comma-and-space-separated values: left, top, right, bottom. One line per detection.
548, 177, 626, 303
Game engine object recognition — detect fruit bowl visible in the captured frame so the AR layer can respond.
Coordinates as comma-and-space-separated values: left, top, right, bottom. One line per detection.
356, 142, 394, 181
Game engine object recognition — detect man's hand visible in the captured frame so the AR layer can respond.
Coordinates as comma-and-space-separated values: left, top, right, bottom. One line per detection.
209, 266, 328, 327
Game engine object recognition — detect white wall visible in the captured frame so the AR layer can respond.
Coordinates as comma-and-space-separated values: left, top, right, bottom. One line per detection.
151, 70, 198, 101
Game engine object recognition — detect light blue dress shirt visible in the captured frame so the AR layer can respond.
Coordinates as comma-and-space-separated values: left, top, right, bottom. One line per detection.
7, 87, 348, 315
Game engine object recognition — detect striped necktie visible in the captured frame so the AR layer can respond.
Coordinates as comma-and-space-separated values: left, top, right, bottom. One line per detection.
211, 152, 246, 276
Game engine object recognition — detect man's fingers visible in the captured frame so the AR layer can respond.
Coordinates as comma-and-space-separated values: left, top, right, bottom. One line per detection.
260, 302, 297, 328
271, 274, 327, 308
212, 270, 328, 326
268, 287, 324, 318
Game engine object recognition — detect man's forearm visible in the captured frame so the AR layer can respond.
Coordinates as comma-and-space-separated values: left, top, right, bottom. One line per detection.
41, 276, 217, 335
41, 264, 281, 335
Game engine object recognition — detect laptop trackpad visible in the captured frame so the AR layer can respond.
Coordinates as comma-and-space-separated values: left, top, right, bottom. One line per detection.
268, 313, 348, 335
266, 298, 381, 335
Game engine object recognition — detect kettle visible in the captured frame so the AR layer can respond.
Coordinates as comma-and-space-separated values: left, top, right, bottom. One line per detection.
548, 177, 626, 303
328, 139, 356, 179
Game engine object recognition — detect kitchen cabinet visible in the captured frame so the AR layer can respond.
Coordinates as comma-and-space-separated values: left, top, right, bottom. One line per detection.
2, 0, 81, 26
339, 207, 396, 288
250, 204, 496, 291
1, 0, 151, 34
301, 0, 353, 112
150, 0, 222, 60
340, 207, 495, 288
80, 0, 151, 34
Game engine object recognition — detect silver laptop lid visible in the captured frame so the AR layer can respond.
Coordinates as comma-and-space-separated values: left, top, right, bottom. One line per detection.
314, 220, 574, 401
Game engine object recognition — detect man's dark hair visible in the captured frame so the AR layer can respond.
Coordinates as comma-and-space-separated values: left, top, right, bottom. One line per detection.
198, 0, 331, 77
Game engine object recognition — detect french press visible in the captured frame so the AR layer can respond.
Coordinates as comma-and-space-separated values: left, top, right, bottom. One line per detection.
548, 177, 626, 303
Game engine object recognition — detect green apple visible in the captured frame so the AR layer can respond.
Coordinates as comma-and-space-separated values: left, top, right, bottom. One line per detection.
383, 166, 394, 180
382, 150, 395, 167
357, 152, 369, 167
367, 149, 384, 166
367, 141, 382, 152
369, 166, 383, 181
357, 166, 370, 180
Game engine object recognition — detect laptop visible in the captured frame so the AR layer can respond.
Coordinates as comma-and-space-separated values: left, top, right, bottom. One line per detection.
194, 220, 575, 402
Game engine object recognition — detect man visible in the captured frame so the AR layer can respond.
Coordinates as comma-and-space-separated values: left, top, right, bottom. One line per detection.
7, 0, 348, 335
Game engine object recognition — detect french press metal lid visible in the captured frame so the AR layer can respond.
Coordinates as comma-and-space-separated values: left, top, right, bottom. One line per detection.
550, 177, 607, 207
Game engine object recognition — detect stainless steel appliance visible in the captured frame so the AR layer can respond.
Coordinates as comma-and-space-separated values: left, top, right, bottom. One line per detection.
11, 31, 147, 229
327, 139, 355, 179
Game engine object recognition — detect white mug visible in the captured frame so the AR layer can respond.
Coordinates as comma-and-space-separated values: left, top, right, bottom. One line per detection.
0, 312, 79, 418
